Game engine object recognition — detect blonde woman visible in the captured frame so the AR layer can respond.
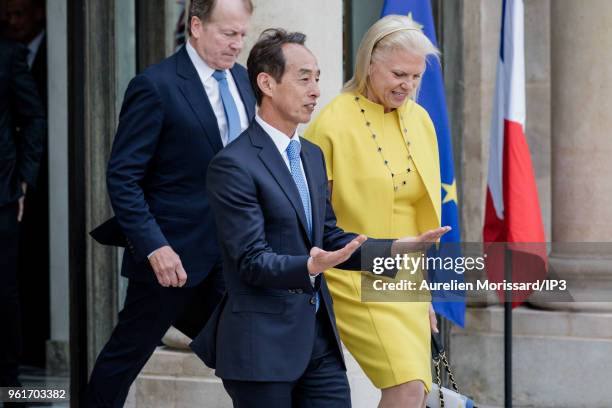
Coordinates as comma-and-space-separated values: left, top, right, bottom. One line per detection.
305, 15, 442, 408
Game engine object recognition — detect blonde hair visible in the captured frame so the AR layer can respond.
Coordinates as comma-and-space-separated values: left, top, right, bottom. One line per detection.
343, 14, 440, 100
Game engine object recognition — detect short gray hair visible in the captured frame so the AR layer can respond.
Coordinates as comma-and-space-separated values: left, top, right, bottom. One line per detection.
187, 0, 254, 36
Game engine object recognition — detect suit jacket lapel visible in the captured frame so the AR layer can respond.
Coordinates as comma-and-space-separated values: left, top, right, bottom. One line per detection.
250, 123, 312, 243
176, 46, 224, 153
230, 66, 256, 121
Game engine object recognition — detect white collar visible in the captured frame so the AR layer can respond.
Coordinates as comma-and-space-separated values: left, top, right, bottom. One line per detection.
185, 39, 217, 82
28, 30, 44, 57
255, 115, 300, 154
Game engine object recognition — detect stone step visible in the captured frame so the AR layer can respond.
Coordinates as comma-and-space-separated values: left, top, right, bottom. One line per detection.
450, 306, 612, 407
140, 347, 215, 378
126, 347, 231, 408
457, 305, 612, 338
126, 346, 382, 408
127, 374, 231, 408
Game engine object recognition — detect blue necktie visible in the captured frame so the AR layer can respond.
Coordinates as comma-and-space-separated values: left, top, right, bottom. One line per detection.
286, 140, 318, 312
286, 140, 312, 235
212, 69, 241, 143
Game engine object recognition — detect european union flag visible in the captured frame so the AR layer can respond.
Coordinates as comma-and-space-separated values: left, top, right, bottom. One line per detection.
381, 0, 465, 327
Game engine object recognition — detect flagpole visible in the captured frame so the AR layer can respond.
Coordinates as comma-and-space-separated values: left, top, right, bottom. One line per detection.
504, 245, 512, 408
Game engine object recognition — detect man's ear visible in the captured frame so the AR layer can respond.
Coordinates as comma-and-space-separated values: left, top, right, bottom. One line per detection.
257, 72, 275, 99
190, 16, 202, 38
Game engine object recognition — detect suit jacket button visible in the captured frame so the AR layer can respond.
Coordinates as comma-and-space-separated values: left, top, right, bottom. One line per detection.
310, 297, 316, 305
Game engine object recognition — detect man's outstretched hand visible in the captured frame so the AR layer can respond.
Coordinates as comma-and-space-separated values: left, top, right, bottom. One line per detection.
307, 235, 367, 276
391, 226, 452, 255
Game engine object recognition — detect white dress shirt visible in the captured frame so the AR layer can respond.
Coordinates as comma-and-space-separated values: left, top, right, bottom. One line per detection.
255, 115, 318, 284
27, 30, 45, 69
186, 40, 249, 146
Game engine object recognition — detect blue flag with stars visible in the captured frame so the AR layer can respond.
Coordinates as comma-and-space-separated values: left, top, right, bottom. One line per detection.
381, 0, 465, 327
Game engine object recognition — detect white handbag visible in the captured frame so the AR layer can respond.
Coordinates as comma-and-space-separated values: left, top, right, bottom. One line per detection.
426, 334, 476, 408
426, 383, 475, 408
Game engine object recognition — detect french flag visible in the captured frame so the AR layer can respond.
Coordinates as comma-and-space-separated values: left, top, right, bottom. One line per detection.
483, 0, 547, 306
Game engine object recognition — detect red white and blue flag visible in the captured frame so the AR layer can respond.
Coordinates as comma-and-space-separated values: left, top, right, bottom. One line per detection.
484, 0, 547, 306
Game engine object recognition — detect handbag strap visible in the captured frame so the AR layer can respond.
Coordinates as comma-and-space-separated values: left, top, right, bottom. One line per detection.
431, 333, 460, 393
431, 332, 445, 358
433, 349, 446, 407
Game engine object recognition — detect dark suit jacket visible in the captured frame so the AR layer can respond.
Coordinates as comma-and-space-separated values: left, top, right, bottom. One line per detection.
0, 39, 45, 207
106, 45, 256, 286
190, 121, 395, 382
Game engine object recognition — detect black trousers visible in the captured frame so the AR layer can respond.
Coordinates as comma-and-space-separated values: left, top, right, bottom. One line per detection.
86, 262, 224, 408
0, 202, 22, 388
223, 308, 351, 408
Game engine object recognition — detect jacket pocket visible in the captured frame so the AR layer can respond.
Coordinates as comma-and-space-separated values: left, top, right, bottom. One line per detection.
231, 294, 286, 314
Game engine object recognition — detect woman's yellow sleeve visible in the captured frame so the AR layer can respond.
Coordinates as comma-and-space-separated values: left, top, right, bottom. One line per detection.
304, 115, 334, 181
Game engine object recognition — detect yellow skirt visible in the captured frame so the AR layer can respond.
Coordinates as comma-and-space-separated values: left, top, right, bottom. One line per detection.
327, 266, 432, 391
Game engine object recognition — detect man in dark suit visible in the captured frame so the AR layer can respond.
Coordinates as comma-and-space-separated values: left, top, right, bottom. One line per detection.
190, 29, 449, 407
0, 37, 44, 392
86, 0, 256, 406
4, 0, 46, 102
4, 0, 49, 369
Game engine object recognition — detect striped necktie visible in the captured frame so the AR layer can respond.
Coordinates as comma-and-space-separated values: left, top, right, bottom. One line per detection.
286, 140, 312, 235
286, 140, 319, 312
212, 69, 241, 143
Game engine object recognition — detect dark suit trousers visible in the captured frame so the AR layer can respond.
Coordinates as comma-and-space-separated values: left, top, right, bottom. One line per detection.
0, 202, 22, 387
86, 261, 224, 408
222, 306, 351, 408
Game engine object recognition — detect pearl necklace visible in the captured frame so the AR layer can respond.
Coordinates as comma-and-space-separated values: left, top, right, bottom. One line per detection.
354, 95, 413, 191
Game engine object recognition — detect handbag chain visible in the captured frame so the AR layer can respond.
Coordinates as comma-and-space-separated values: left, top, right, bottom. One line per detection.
433, 350, 460, 407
